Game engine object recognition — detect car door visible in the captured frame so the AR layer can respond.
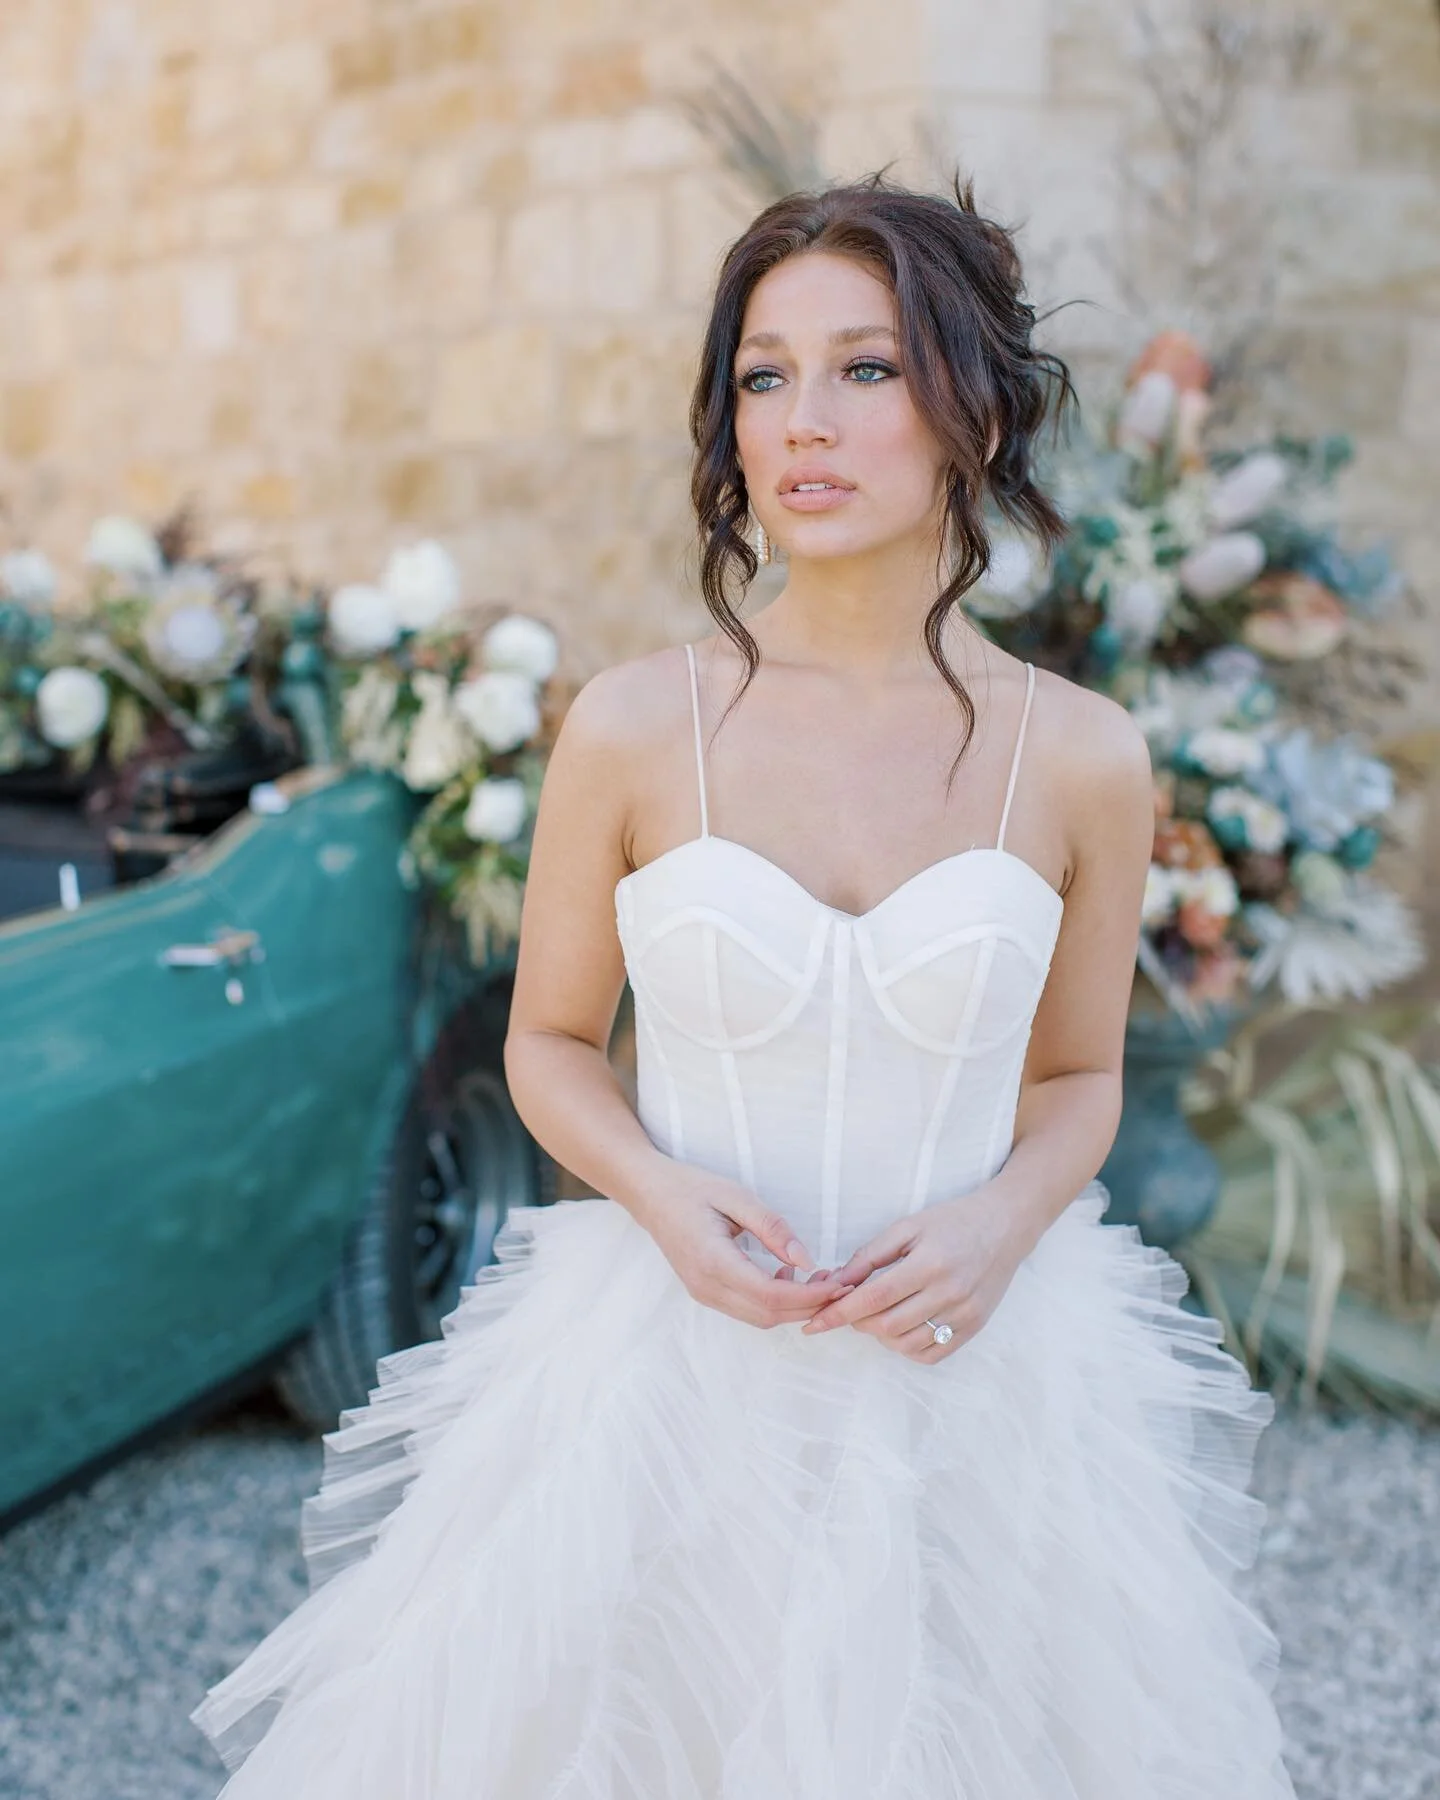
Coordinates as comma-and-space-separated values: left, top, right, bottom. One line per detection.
0, 845, 290, 1515
198, 767, 421, 1324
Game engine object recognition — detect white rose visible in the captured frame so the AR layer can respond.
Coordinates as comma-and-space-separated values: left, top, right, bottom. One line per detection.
452, 669, 540, 753
1208, 786, 1288, 855
402, 672, 473, 792
382, 539, 461, 633
1186, 726, 1266, 778
84, 515, 163, 583
1208, 452, 1288, 530
1, 548, 57, 606
1184, 864, 1240, 917
328, 583, 401, 658
1108, 576, 1170, 651
36, 666, 109, 748
1141, 863, 1178, 927
462, 776, 528, 843
1177, 531, 1266, 603
482, 614, 559, 683
1117, 370, 1177, 451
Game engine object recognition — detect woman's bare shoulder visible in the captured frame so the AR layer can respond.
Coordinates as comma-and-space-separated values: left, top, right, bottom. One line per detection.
556, 642, 695, 766
1028, 664, 1153, 871
1031, 663, 1151, 786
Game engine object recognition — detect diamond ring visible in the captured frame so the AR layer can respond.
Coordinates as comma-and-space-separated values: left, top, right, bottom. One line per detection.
924, 1318, 954, 1346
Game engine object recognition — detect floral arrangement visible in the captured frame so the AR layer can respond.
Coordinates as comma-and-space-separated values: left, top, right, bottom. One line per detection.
974, 331, 1424, 1017
0, 515, 558, 963
326, 540, 558, 961
0, 511, 312, 787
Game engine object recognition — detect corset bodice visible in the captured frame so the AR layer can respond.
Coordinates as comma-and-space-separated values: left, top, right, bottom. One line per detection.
612, 647, 1062, 1270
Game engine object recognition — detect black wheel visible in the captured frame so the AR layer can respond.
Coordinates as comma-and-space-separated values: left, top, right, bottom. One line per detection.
274, 992, 556, 1431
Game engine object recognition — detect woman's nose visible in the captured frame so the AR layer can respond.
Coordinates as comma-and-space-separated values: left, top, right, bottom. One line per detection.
783, 376, 838, 447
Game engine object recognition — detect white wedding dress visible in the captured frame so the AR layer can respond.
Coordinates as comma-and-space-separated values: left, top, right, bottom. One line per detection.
194, 647, 1295, 1799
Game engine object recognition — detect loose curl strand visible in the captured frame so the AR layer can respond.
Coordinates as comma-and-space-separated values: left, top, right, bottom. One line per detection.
688, 171, 1075, 774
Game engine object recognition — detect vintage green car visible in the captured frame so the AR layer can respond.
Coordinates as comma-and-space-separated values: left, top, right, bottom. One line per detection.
0, 764, 551, 1521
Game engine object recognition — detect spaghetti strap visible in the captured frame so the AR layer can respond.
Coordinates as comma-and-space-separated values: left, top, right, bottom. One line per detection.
995, 662, 1036, 852
683, 642, 710, 838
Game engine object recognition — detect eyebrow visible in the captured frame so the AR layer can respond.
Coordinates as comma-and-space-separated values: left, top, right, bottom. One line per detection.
736, 324, 897, 354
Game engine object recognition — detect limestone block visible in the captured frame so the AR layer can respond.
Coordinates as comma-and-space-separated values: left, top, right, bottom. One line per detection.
210, 385, 253, 450
314, 104, 375, 176
384, 82, 488, 156
404, 6, 501, 76
432, 326, 558, 442
502, 196, 580, 311
344, 346, 430, 440
564, 327, 696, 439
615, 107, 698, 176
137, 360, 211, 457
280, 182, 341, 240
305, 226, 395, 339
1357, 102, 1440, 175
243, 242, 307, 341
553, 44, 649, 118
343, 176, 405, 226
925, 0, 1050, 100
381, 453, 449, 524
665, 173, 758, 309
395, 210, 497, 334
182, 261, 240, 353
116, 265, 179, 361
581, 188, 664, 313
330, 30, 398, 97
2, 381, 58, 458
529, 119, 619, 190
240, 469, 298, 518
1263, 318, 1408, 437
121, 459, 182, 518
253, 39, 331, 114
12, 279, 73, 375
1401, 319, 1440, 449
829, 0, 920, 98
202, 186, 268, 249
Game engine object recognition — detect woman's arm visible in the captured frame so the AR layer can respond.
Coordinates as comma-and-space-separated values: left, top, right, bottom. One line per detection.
800, 679, 1155, 1353
967, 689, 1155, 1256
503, 651, 857, 1327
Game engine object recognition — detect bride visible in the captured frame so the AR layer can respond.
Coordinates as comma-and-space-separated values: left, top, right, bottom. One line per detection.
194, 174, 1296, 1798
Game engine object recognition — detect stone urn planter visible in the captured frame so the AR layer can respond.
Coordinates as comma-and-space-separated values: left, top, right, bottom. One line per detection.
1098, 998, 1236, 1252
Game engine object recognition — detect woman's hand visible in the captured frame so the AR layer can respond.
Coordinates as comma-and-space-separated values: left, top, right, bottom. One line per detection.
799, 1182, 1034, 1361
634, 1163, 857, 1331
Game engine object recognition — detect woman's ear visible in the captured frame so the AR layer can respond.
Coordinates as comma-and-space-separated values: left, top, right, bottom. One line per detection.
984, 421, 1001, 464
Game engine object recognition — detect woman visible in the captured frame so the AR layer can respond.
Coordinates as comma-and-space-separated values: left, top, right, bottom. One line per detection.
194, 176, 1295, 1798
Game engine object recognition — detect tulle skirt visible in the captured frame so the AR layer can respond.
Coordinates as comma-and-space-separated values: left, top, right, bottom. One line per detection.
192, 1185, 1296, 1799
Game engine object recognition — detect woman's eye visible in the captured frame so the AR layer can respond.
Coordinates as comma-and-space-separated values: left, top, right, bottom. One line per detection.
736, 366, 783, 393
845, 358, 898, 383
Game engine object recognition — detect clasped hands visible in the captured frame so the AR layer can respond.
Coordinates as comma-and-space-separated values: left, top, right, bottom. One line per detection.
640, 1162, 1035, 1364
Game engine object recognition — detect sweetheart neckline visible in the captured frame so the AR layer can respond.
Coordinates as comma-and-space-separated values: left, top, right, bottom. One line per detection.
615, 833, 1065, 924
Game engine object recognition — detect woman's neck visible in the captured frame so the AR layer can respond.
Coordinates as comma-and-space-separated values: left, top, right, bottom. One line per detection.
747, 540, 983, 681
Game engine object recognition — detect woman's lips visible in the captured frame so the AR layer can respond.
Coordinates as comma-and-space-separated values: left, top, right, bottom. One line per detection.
777, 482, 856, 512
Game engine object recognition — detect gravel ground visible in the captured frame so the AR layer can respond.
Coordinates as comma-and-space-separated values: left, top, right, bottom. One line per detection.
0, 1392, 1436, 1799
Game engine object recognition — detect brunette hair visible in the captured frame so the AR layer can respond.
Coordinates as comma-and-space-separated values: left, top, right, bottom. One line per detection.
688, 172, 1074, 763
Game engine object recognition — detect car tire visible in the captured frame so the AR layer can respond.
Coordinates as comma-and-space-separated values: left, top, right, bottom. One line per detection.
273, 991, 557, 1432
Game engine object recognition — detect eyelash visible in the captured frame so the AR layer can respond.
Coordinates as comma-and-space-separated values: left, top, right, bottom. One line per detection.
735, 357, 899, 394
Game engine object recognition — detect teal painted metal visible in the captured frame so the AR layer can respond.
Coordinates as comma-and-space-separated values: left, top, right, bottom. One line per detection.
1099, 1005, 1236, 1251
0, 769, 469, 1517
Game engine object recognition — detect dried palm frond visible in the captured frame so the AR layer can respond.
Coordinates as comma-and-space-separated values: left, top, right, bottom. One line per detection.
1179, 999, 1440, 1411
678, 62, 826, 203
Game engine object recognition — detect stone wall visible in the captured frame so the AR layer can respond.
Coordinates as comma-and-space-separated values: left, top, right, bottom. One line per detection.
0, 0, 1436, 693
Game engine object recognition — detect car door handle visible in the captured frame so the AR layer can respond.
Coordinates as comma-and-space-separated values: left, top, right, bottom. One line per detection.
161, 927, 264, 969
